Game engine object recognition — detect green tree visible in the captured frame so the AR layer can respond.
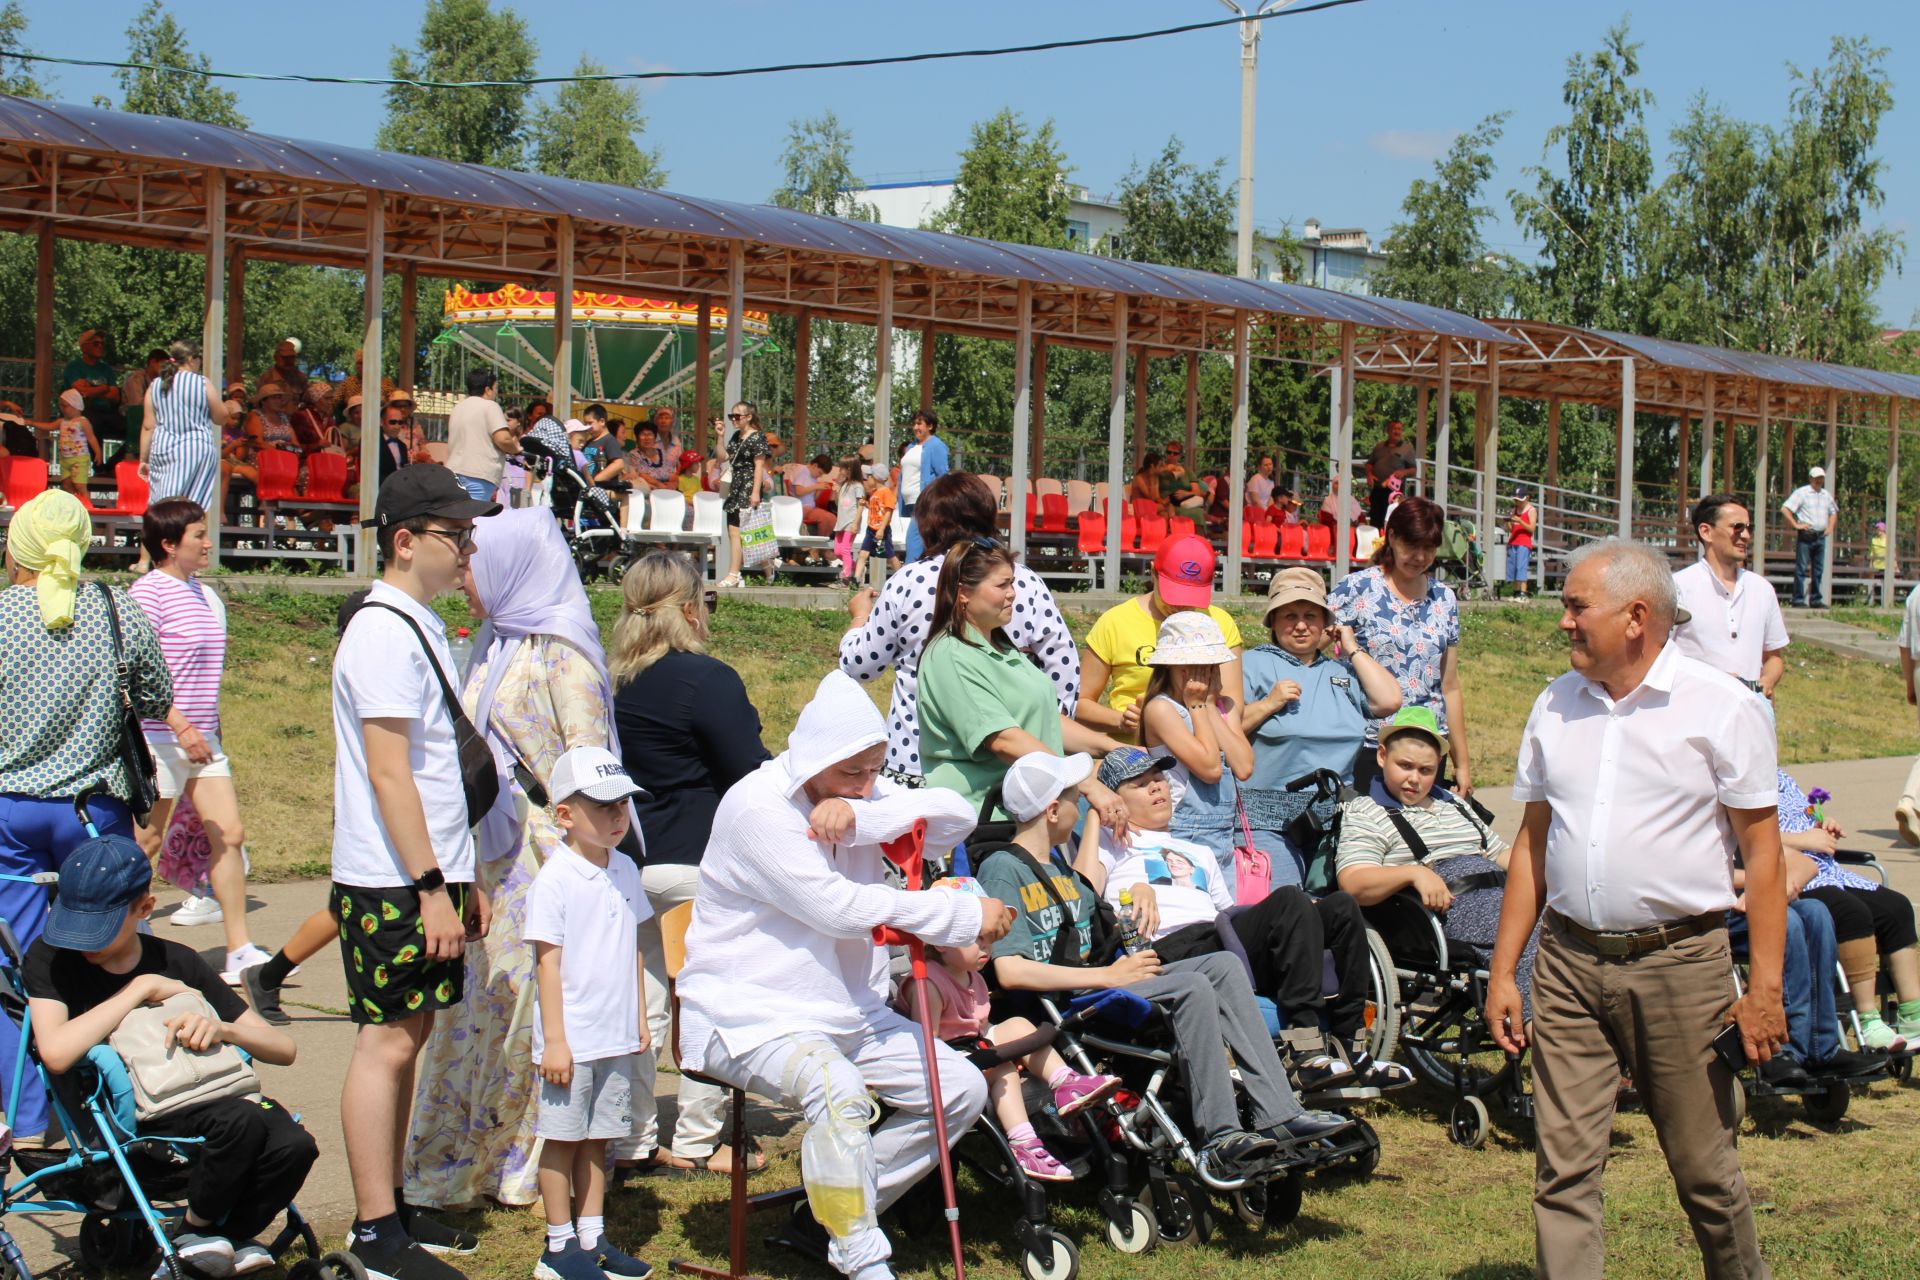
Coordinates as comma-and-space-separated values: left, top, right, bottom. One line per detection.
1373, 114, 1515, 318
0, 1, 43, 97
109, 1, 245, 126
771, 112, 878, 221
1100, 136, 1232, 274
935, 109, 1073, 247
1510, 19, 1655, 330
1642, 98, 1770, 350
528, 56, 665, 188
377, 0, 535, 168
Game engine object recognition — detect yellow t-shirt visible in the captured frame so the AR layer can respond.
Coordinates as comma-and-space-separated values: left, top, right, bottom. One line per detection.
1085, 597, 1244, 731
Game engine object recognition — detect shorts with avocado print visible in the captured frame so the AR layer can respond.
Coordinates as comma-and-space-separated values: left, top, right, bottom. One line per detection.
330, 881, 470, 1026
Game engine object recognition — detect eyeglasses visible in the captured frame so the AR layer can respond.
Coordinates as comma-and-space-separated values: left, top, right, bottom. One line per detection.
416, 526, 475, 553
1723, 523, 1753, 536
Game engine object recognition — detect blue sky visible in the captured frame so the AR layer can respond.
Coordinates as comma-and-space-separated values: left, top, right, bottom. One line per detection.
20, 0, 1920, 324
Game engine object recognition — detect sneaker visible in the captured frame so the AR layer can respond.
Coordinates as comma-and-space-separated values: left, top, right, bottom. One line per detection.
1009, 1135, 1074, 1183
169, 1232, 235, 1278
1351, 1052, 1416, 1091
405, 1211, 479, 1257
1895, 1018, 1920, 1046
1290, 1054, 1357, 1092
350, 1239, 471, 1280
1859, 1017, 1908, 1052
590, 1243, 652, 1280
1051, 1072, 1121, 1117
1197, 1129, 1278, 1182
169, 895, 223, 928
1809, 1048, 1887, 1080
1757, 1055, 1810, 1090
223, 943, 274, 987
230, 1244, 277, 1276
533, 1242, 605, 1280
240, 964, 290, 1026
1896, 800, 1920, 848
1271, 1110, 1355, 1145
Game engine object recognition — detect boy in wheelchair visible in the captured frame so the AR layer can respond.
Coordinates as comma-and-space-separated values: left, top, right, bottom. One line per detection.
22, 835, 316, 1277
1333, 707, 1537, 1024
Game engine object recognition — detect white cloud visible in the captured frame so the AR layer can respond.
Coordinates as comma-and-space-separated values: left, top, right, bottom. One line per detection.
1368, 129, 1459, 162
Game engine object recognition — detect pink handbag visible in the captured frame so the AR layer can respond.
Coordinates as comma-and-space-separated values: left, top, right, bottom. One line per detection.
1231, 789, 1271, 905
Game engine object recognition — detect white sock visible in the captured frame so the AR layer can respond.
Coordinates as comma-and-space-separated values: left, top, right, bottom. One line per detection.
576, 1216, 604, 1252
546, 1222, 575, 1252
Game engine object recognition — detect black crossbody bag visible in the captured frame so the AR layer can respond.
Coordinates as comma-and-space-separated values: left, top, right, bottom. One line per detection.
356, 603, 500, 828
94, 583, 159, 820
1382, 793, 1506, 895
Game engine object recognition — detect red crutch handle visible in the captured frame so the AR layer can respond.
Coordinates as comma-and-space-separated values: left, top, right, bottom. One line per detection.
872, 818, 929, 946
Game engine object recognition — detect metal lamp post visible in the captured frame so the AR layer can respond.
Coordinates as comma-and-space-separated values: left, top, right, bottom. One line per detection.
1218, 1, 1296, 280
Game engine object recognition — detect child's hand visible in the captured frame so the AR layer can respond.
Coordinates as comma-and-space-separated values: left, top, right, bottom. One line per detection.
1106, 950, 1163, 986
1127, 883, 1161, 939
1182, 675, 1212, 707
163, 1010, 224, 1053
541, 1042, 573, 1088
635, 1020, 651, 1055
1410, 866, 1454, 912
807, 798, 856, 844
139, 975, 190, 1005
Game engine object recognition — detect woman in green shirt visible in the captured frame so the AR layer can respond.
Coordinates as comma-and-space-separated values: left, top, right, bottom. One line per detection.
916, 539, 1128, 828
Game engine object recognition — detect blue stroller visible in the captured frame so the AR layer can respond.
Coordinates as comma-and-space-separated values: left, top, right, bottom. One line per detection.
0, 793, 330, 1280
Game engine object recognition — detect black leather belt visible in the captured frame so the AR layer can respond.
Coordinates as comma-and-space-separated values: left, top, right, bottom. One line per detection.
1547, 908, 1720, 958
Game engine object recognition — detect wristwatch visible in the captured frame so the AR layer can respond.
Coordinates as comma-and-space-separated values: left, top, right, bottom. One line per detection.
412, 867, 447, 894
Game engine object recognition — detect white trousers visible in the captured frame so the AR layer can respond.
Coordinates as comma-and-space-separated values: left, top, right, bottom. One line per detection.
697, 1013, 987, 1277
615, 862, 727, 1160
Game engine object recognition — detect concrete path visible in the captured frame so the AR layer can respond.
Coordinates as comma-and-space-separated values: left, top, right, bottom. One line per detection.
1780, 607, 1901, 664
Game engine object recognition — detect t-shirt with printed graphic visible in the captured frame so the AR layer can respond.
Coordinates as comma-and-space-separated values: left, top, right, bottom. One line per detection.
1095, 828, 1232, 941
975, 844, 1096, 965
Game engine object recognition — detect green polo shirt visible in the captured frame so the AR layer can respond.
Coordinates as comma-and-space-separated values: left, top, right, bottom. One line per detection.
918, 624, 1063, 813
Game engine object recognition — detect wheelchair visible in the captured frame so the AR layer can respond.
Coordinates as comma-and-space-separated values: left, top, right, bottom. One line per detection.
0, 919, 327, 1280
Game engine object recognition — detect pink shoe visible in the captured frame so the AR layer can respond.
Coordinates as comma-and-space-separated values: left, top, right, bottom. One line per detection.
1052, 1072, 1122, 1117
1010, 1135, 1074, 1183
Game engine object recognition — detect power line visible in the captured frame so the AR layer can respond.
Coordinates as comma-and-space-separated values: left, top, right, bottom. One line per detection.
7, 0, 1370, 92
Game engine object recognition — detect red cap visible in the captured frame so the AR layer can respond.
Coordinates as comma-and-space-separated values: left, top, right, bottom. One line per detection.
1154, 534, 1216, 608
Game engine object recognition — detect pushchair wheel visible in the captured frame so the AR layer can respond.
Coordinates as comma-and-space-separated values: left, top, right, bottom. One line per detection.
1803, 1083, 1850, 1126
315, 1250, 369, 1280
1103, 1199, 1158, 1254
1152, 1174, 1213, 1246
1018, 1229, 1077, 1280
1346, 1116, 1381, 1177
79, 1214, 152, 1273
1233, 1169, 1303, 1229
1891, 1054, 1913, 1083
1449, 1095, 1490, 1148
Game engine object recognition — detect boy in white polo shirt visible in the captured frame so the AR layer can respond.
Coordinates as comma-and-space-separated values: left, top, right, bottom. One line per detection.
527, 746, 654, 1280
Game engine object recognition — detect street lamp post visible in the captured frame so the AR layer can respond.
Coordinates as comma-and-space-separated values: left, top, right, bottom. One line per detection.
1219, 1, 1294, 280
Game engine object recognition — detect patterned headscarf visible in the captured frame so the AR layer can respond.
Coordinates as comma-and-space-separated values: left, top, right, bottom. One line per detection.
7, 489, 91, 628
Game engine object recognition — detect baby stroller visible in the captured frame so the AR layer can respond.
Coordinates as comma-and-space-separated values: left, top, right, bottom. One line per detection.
1432, 517, 1484, 598
516, 434, 642, 581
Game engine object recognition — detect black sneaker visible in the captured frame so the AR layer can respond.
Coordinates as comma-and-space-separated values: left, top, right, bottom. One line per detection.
591, 1241, 652, 1280
533, 1242, 605, 1280
1757, 1055, 1810, 1090
1269, 1110, 1356, 1146
1809, 1048, 1887, 1080
349, 1239, 469, 1280
400, 1211, 477, 1258
1198, 1129, 1279, 1182
1290, 1055, 1357, 1092
239, 965, 289, 1026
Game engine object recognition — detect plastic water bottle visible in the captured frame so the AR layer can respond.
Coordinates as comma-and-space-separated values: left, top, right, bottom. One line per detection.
1115, 889, 1146, 955
449, 626, 473, 676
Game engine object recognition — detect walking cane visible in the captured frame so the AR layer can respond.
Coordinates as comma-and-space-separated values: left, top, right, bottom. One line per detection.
874, 819, 967, 1280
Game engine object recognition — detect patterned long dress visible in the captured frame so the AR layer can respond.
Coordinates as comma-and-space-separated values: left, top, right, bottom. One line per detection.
401, 636, 614, 1209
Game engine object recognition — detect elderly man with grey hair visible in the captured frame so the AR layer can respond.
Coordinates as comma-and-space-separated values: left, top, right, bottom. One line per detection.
1486, 538, 1787, 1280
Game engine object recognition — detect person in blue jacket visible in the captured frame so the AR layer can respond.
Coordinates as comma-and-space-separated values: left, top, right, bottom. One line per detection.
901, 409, 950, 563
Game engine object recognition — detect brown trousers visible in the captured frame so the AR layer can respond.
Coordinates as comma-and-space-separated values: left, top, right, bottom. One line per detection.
1531, 912, 1769, 1280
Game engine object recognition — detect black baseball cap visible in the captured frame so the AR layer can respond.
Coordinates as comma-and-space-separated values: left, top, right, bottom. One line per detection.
363, 463, 501, 529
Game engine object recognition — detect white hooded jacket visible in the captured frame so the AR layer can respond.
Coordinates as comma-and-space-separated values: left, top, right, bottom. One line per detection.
677, 671, 982, 1070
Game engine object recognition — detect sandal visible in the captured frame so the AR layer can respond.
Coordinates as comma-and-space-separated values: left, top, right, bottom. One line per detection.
719, 574, 744, 588
615, 1151, 698, 1179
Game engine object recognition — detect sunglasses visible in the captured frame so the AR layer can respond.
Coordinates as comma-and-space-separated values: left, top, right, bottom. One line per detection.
727, 412, 748, 421
1723, 522, 1753, 536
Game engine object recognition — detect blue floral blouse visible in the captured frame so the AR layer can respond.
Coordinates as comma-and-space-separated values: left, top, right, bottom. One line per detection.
1775, 769, 1879, 892
1328, 565, 1459, 743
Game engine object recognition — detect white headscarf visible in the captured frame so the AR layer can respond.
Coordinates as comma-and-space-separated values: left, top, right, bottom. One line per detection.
777, 670, 888, 799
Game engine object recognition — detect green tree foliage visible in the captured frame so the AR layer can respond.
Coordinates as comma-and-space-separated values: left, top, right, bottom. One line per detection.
1373, 114, 1514, 319
377, 0, 535, 169
0, 1, 43, 97
109, 1, 244, 126
1510, 20, 1655, 331
935, 110, 1073, 248
528, 56, 666, 189
1100, 137, 1232, 274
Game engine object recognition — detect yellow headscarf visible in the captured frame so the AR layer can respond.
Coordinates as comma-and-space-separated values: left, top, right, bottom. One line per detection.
7, 489, 91, 628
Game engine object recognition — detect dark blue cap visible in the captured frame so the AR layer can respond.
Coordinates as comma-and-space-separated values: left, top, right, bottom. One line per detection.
44, 834, 153, 951
1098, 746, 1178, 791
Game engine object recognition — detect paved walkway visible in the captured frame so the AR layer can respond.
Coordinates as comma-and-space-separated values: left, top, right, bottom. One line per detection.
1780, 607, 1901, 665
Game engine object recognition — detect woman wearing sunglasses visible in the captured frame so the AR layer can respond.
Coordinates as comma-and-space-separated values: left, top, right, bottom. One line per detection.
717, 401, 770, 588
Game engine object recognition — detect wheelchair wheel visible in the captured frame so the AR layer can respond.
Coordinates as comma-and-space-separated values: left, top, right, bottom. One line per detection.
1231, 1170, 1303, 1230
1449, 1095, 1490, 1148
1103, 1200, 1158, 1254
315, 1250, 369, 1280
1152, 1175, 1212, 1246
1363, 928, 1402, 1066
1803, 1084, 1850, 1126
1346, 1116, 1381, 1177
1892, 1054, 1913, 1084
1019, 1230, 1077, 1280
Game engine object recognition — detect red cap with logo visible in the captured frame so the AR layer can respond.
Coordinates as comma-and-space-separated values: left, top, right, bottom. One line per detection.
1153, 534, 1216, 608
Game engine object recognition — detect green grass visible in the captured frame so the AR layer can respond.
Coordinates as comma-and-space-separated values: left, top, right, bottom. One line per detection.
1826, 605, 1903, 639
220, 593, 1911, 881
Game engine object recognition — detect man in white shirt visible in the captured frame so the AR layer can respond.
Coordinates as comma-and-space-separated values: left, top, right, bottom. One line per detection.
1672, 493, 1789, 701
1896, 585, 1920, 845
444, 367, 520, 503
332, 465, 501, 1280
677, 671, 1013, 1280
1487, 539, 1787, 1280
1781, 465, 1838, 608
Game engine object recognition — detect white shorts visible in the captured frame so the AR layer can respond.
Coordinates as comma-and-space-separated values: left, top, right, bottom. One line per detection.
146, 735, 232, 799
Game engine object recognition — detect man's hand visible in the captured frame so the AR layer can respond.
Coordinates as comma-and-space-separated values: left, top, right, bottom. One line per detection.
848, 588, 877, 628
1127, 883, 1160, 939
541, 1041, 574, 1087
635, 1018, 652, 1056
1105, 949, 1163, 986
806, 798, 856, 844
163, 1009, 224, 1053
1729, 990, 1787, 1065
465, 885, 492, 942
1486, 974, 1527, 1053
421, 889, 465, 962
976, 897, 1014, 944
1411, 866, 1454, 912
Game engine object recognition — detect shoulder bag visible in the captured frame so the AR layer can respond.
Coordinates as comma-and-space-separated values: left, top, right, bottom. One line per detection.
107, 990, 261, 1122
1229, 784, 1272, 906
356, 603, 501, 828
95, 583, 159, 821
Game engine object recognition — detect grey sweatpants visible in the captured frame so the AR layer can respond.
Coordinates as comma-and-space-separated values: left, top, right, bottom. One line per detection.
1128, 951, 1304, 1141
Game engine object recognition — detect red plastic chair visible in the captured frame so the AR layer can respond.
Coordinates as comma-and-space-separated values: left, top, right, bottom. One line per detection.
1170, 516, 1196, 539
1131, 496, 1160, 525
1120, 515, 1139, 550
1304, 524, 1334, 561
1241, 521, 1255, 554
1250, 523, 1280, 560
1278, 523, 1307, 560
254, 448, 300, 502
1076, 510, 1107, 555
1137, 517, 1169, 554
305, 452, 352, 503
1041, 492, 1069, 533
0, 455, 49, 509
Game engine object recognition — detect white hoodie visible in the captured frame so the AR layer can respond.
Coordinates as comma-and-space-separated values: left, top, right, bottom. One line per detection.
677, 670, 982, 1070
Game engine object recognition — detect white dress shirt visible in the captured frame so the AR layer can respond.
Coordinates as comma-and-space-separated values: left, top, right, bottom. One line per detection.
1671, 559, 1790, 682
1512, 641, 1778, 931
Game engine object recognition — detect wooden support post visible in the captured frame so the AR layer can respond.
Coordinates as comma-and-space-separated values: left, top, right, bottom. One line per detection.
1414, 384, 1430, 481
203, 170, 227, 569
1031, 341, 1049, 479
918, 322, 936, 415
693, 300, 711, 455
1723, 417, 1735, 493
1184, 351, 1200, 468
355, 191, 384, 578
1434, 346, 1452, 509
1752, 406, 1770, 577
551, 218, 575, 423
791, 311, 811, 460
1132, 348, 1150, 468
1335, 323, 1355, 577
1010, 282, 1033, 563
1822, 390, 1839, 599
870, 261, 893, 588
1700, 379, 1716, 499
225, 248, 246, 389
1617, 357, 1636, 538
1886, 398, 1900, 604
1782, 420, 1797, 503
1545, 396, 1561, 492
1227, 312, 1250, 595
1105, 304, 1129, 593
33, 224, 53, 418
723, 241, 745, 412
397, 261, 418, 393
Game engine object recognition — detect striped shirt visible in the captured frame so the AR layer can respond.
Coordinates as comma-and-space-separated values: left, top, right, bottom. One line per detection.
129, 572, 227, 739
148, 368, 221, 510
1335, 784, 1507, 873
